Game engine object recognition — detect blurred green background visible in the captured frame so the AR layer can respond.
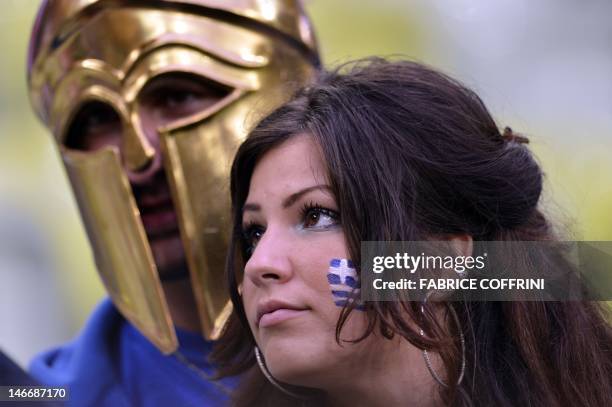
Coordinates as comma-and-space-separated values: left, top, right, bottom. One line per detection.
1, 0, 611, 367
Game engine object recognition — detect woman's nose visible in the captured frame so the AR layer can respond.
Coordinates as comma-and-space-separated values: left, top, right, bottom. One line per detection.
244, 228, 294, 287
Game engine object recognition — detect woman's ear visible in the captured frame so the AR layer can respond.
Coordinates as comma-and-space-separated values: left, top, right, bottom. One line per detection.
448, 234, 473, 257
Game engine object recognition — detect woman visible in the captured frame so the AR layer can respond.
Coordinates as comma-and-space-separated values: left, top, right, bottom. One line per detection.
212, 58, 612, 406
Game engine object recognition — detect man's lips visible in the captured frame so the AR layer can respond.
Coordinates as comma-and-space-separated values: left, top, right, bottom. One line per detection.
137, 195, 179, 238
256, 300, 309, 328
137, 192, 174, 208
131, 171, 180, 239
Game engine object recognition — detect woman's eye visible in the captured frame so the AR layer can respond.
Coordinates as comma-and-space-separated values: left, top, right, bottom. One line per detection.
302, 207, 340, 229
242, 224, 264, 254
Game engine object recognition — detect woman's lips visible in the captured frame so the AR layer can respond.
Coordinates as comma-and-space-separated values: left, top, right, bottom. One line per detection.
258, 308, 309, 328
256, 300, 309, 328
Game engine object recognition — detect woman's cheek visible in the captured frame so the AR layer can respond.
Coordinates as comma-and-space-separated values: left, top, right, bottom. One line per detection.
326, 258, 365, 311
241, 282, 258, 332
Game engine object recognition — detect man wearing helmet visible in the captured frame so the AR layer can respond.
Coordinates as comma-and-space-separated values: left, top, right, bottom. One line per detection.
26, 0, 319, 404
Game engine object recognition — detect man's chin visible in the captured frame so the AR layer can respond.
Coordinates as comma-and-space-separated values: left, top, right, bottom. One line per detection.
149, 233, 190, 281
158, 265, 190, 282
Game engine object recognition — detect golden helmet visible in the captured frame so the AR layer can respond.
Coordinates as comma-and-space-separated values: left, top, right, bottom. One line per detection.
27, 0, 319, 353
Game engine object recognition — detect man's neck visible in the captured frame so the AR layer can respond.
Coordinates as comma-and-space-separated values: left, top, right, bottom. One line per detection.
162, 278, 202, 333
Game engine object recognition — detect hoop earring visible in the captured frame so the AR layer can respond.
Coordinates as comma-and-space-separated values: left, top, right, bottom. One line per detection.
254, 346, 304, 399
420, 302, 466, 387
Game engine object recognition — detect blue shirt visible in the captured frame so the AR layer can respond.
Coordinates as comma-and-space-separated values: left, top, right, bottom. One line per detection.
29, 299, 236, 406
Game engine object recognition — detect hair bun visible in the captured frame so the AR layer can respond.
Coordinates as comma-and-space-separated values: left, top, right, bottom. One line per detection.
501, 127, 530, 144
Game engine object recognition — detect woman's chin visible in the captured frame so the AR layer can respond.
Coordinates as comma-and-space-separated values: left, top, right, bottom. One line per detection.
262, 349, 325, 387
267, 362, 319, 388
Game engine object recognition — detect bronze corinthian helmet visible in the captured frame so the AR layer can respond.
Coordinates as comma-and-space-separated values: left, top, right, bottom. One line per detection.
28, 0, 319, 354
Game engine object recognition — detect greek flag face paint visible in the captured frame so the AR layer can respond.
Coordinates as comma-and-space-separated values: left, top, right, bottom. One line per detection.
327, 259, 365, 311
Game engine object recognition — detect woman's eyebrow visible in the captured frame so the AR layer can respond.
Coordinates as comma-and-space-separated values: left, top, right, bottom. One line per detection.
282, 184, 332, 209
242, 184, 332, 214
242, 202, 261, 213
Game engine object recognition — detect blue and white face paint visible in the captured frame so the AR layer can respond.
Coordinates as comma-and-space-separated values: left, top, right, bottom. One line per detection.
327, 258, 365, 311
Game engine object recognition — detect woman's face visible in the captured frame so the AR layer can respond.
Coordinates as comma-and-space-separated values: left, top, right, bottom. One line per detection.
241, 134, 371, 387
